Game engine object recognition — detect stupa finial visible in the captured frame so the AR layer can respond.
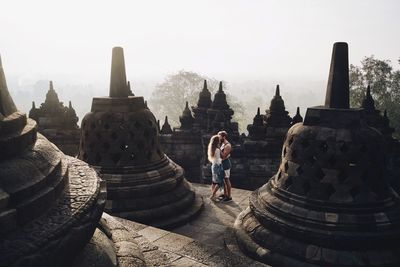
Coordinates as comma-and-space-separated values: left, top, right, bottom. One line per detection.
275, 85, 280, 96
0, 54, 17, 117
218, 81, 223, 92
325, 42, 350, 109
109, 47, 129, 97
203, 80, 207, 91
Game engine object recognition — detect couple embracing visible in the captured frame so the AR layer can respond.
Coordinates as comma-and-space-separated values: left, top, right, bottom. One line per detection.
207, 131, 232, 202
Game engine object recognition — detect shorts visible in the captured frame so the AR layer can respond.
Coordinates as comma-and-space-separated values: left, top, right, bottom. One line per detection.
222, 158, 231, 179
211, 163, 224, 187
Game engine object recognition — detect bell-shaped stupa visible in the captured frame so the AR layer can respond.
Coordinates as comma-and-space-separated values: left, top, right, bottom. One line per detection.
0, 55, 106, 267
234, 42, 400, 266
78, 47, 203, 229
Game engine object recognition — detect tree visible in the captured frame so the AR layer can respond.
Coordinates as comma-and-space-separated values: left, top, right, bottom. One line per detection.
149, 70, 244, 130
350, 56, 400, 137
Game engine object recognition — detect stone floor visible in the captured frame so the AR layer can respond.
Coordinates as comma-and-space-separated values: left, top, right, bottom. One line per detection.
116, 183, 269, 266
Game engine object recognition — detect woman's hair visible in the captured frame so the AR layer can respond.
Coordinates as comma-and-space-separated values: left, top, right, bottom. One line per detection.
207, 135, 220, 162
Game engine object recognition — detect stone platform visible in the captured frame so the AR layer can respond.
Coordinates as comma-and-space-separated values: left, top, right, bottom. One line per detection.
110, 183, 268, 266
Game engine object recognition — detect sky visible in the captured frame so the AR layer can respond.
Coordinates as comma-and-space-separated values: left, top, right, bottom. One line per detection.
1, 0, 399, 125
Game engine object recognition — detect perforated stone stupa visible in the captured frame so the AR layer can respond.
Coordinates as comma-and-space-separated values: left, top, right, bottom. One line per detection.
0, 55, 106, 267
78, 47, 203, 229
234, 42, 400, 266
29, 81, 80, 156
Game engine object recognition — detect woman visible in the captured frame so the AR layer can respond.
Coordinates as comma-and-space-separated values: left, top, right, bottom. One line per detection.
207, 135, 224, 201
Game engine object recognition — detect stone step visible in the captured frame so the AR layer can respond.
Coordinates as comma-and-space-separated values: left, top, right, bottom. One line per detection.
104, 160, 180, 186
105, 179, 193, 212
105, 171, 185, 199
2, 155, 64, 206
151, 194, 204, 230
112, 190, 201, 228
14, 159, 68, 225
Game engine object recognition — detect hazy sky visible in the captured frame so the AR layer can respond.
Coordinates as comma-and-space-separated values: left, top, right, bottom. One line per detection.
1, 0, 399, 88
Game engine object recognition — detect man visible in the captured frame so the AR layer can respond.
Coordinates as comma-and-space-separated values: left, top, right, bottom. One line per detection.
218, 131, 232, 202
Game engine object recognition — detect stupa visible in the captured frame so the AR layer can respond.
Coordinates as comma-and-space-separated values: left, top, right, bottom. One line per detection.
78, 47, 203, 229
29, 81, 80, 156
0, 55, 106, 267
192, 80, 212, 131
160, 104, 203, 182
291, 106, 304, 125
160, 116, 173, 134
206, 81, 239, 140
361, 85, 395, 142
235, 42, 400, 266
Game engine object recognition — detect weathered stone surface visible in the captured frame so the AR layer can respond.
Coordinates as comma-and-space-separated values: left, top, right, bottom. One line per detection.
78, 47, 203, 229
234, 42, 400, 266
0, 54, 106, 267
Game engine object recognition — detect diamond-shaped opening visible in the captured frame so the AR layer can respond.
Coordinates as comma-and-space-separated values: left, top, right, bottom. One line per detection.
130, 153, 135, 160
314, 167, 325, 181
325, 184, 335, 198
320, 141, 328, 153
284, 161, 289, 172
296, 166, 303, 175
292, 150, 297, 159
340, 142, 349, 153
111, 132, 118, 140
284, 176, 293, 188
120, 142, 128, 151
337, 170, 348, 183
302, 182, 311, 194
111, 153, 122, 164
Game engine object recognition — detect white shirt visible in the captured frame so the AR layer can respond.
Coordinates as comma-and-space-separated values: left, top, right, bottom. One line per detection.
212, 148, 222, 165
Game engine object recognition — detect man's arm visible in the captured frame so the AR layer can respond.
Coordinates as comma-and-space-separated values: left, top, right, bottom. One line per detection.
221, 143, 231, 159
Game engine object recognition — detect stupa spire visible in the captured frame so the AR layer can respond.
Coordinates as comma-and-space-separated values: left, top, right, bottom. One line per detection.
361, 84, 375, 110
324, 42, 350, 109
218, 81, 223, 92
109, 47, 129, 97
275, 85, 280, 96
0, 54, 17, 117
